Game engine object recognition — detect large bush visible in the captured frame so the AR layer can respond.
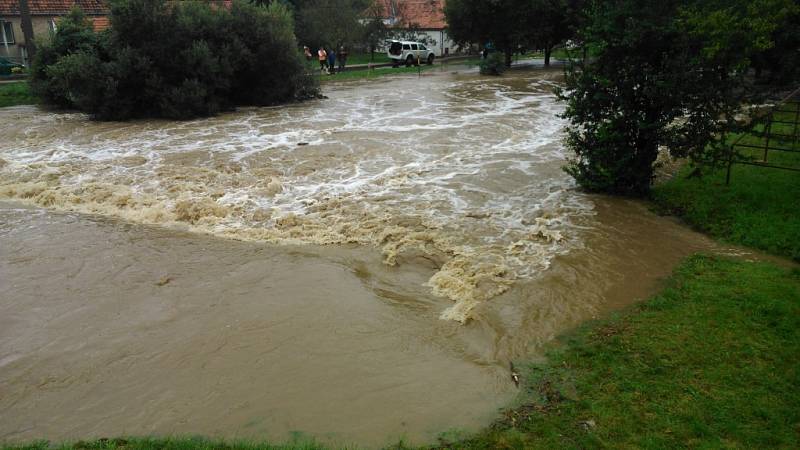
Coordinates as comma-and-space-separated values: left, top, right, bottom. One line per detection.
479, 52, 506, 76
30, 0, 318, 120
560, 0, 797, 195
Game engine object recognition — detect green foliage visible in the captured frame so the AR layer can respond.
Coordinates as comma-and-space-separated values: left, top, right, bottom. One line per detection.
0, 82, 36, 107
561, 0, 799, 195
445, 0, 520, 66
29, 7, 102, 109
521, 0, 584, 66
452, 255, 800, 448
294, 0, 371, 50
255, 0, 375, 52
30, 0, 319, 120
561, 0, 680, 194
478, 52, 506, 76
445, 0, 584, 67
361, 20, 388, 54
745, 0, 800, 84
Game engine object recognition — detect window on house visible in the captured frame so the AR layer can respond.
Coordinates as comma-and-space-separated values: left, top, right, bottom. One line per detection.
0, 21, 15, 45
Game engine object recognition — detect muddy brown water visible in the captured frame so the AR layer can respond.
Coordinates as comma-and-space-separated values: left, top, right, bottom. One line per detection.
0, 67, 753, 447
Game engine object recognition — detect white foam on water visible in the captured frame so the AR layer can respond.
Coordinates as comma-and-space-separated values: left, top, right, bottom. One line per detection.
0, 73, 595, 322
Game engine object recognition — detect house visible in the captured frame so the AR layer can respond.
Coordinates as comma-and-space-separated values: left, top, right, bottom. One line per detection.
372, 0, 458, 56
0, 0, 109, 65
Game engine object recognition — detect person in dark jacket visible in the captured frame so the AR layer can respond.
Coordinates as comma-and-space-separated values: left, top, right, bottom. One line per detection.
327, 48, 336, 74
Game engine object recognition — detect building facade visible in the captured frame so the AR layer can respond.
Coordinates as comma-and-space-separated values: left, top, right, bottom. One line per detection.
0, 0, 109, 65
374, 0, 459, 56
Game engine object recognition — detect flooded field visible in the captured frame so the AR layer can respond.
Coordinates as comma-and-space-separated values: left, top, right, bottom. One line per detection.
0, 68, 736, 446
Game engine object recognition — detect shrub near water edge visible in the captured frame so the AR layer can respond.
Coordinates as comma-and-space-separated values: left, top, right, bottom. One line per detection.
30, 0, 319, 120
479, 52, 506, 76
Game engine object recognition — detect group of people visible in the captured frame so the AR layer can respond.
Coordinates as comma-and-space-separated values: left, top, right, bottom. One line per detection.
304, 45, 348, 75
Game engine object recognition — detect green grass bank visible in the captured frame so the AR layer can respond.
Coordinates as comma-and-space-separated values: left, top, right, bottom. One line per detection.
316, 58, 482, 83
0, 81, 35, 107
446, 255, 800, 449
318, 63, 437, 82
652, 108, 800, 262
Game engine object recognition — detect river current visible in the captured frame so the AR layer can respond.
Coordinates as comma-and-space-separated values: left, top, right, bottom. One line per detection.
0, 67, 729, 446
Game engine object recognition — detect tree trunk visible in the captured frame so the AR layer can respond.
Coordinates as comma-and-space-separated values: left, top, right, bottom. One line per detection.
18, 0, 36, 63
504, 49, 512, 68
544, 45, 552, 67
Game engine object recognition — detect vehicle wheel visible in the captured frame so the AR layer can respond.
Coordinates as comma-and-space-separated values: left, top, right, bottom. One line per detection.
406, 56, 414, 67
427, 54, 434, 65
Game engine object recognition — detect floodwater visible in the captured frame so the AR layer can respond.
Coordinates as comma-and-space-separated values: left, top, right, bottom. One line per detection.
0, 67, 738, 446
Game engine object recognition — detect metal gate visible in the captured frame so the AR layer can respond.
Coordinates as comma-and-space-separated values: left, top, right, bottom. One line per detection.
726, 87, 800, 184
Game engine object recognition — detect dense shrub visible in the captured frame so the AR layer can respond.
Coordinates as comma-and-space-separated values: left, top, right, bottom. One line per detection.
30, 0, 319, 120
560, 0, 798, 195
479, 52, 506, 76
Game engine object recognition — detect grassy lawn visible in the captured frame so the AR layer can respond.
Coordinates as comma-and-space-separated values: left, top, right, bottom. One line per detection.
524, 48, 573, 60
525, 45, 599, 61
344, 52, 391, 65
315, 63, 439, 83
450, 255, 800, 449
0, 81, 35, 107
652, 103, 800, 261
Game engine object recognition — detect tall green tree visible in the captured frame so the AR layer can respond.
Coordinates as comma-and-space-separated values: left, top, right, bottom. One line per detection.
294, 0, 371, 50
560, 0, 789, 195
445, 0, 582, 67
361, 1, 388, 60
445, 0, 524, 67
252, 0, 371, 50
520, 0, 572, 66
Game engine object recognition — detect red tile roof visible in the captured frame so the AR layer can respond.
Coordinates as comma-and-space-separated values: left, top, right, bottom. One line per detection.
90, 15, 108, 30
0, 0, 108, 16
376, 0, 447, 30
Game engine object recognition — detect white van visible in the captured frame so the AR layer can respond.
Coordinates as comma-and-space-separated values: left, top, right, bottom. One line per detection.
387, 40, 436, 67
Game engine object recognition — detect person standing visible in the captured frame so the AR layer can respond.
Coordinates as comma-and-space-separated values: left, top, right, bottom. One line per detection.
318, 47, 327, 72
337, 45, 348, 73
304, 46, 312, 62
327, 48, 336, 75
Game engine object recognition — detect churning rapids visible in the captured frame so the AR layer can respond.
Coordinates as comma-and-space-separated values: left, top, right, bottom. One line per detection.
1, 67, 730, 446
0, 70, 578, 323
